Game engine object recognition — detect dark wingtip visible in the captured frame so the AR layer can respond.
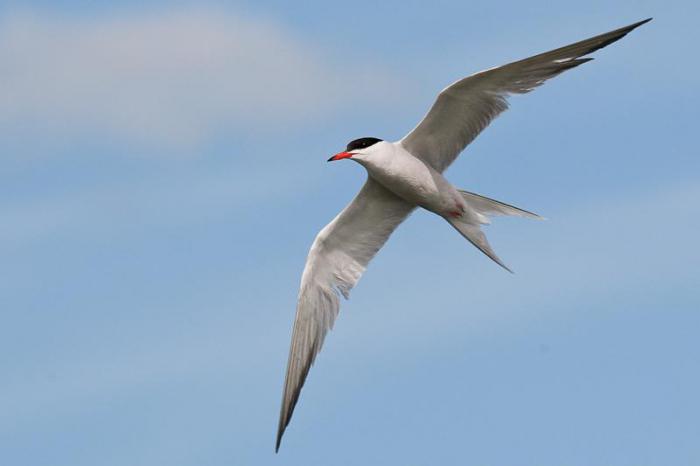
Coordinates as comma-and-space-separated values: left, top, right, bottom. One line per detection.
622, 18, 653, 31
275, 427, 284, 453
275, 420, 286, 453
619, 18, 652, 36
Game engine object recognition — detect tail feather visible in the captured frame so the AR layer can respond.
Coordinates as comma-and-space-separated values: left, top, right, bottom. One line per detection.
459, 190, 543, 220
447, 190, 542, 272
447, 219, 513, 273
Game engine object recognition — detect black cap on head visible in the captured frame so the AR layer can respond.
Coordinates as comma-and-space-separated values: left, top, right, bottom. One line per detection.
346, 137, 382, 152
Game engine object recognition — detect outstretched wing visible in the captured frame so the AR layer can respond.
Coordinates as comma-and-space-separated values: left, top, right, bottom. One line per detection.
276, 178, 415, 451
400, 18, 651, 173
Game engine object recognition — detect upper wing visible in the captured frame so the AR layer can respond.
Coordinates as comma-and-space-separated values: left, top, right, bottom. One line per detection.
400, 18, 651, 173
276, 178, 415, 451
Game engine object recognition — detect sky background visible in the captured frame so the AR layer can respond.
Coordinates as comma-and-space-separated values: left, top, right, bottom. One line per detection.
1, 1, 698, 465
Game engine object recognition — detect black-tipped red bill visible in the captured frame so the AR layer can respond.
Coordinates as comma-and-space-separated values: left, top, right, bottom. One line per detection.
327, 151, 353, 162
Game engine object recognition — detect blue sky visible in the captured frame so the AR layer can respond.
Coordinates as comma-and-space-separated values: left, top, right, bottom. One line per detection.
1, 1, 698, 465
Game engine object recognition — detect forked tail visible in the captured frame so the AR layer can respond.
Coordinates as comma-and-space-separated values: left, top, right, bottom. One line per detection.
447, 190, 543, 273
459, 190, 542, 220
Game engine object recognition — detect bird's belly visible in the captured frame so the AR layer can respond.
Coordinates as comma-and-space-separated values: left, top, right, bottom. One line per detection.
370, 161, 461, 216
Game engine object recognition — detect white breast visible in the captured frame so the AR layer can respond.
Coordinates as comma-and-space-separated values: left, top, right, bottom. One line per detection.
363, 142, 464, 216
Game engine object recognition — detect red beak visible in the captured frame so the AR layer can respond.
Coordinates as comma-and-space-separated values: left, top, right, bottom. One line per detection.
327, 151, 353, 162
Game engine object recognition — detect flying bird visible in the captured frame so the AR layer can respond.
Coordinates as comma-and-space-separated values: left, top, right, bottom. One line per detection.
276, 18, 650, 451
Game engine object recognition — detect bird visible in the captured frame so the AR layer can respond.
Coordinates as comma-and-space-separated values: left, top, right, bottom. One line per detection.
276, 18, 651, 451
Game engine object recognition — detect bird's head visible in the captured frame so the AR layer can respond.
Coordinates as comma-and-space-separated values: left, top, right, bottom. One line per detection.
328, 137, 384, 164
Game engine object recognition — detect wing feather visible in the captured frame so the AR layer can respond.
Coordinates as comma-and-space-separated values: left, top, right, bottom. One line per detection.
400, 18, 651, 173
276, 178, 414, 451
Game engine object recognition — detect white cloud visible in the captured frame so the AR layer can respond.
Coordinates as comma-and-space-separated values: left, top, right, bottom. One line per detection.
0, 162, 305, 247
0, 8, 401, 151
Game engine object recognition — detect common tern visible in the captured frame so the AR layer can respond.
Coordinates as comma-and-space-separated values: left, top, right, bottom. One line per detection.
276, 18, 651, 451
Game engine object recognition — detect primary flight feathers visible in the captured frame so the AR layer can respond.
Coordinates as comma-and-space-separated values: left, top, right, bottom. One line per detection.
401, 18, 651, 173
